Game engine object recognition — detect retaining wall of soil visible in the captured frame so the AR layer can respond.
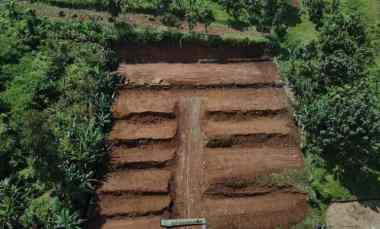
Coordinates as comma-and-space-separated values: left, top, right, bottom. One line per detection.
115, 40, 271, 63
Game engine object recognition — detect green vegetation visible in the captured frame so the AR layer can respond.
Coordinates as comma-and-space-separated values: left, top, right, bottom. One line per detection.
29, 0, 218, 31
224, 169, 309, 192
217, 0, 299, 33
19, 1, 265, 40
0, 2, 118, 227
30, 0, 227, 22
280, 0, 380, 226
28, 0, 298, 36
155, 0, 216, 31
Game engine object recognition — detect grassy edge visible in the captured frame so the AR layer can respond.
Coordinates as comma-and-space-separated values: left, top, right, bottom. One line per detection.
19, 1, 266, 43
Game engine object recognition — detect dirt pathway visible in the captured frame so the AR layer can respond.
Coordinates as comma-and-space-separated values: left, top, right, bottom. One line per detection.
176, 98, 206, 219
92, 48, 308, 229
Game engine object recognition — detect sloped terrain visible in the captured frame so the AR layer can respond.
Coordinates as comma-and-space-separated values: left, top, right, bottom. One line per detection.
93, 50, 308, 229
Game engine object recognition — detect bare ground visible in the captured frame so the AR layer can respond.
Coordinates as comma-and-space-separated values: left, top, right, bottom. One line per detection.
94, 50, 308, 228
204, 147, 303, 185
327, 201, 380, 229
118, 62, 279, 87
111, 143, 176, 168
112, 88, 288, 119
101, 217, 162, 229
99, 170, 171, 194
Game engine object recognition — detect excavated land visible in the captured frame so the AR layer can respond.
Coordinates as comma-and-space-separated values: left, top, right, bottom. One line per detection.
91, 44, 308, 229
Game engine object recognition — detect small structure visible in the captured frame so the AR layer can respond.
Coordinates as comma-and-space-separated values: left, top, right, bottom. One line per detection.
161, 218, 208, 228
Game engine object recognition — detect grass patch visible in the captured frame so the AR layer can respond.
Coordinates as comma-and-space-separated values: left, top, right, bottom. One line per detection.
292, 207, 326, 229
283, 15, 318, 49
341, 0, 380, 25
224, 169, 309, 193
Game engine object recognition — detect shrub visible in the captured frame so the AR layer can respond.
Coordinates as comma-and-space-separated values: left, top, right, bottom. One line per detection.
300, 85, 380, 169
302, 0, 325, 28
286, 10, 373, 99
157, 0, 216, 32
218, 0, 296, 32
302, 0, 340, 30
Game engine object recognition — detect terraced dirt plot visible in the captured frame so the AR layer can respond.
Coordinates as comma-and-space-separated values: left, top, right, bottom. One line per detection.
92, 58, 308, 228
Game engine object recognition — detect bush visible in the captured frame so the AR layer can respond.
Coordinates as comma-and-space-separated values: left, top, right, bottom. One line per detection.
286, 10, 373, 99
300, 85, 380, 169
218, 0, 296, 32
157, 0, 216, 32
302, 0, 340, 30
302, 0, 325, 28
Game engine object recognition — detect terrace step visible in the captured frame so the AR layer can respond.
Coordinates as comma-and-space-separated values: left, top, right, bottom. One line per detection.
98, 195, 171, 217
109, 120, 177, 141
118, 62, 280, 87
204, 147, 303, 184
102, 217, 162, 229
204, 192, 308, 229
101, 217, 162, 229
111, 144, 176, 168
112, 88, 287, 119
203, 117, 293, 138
99, 170, 171, 194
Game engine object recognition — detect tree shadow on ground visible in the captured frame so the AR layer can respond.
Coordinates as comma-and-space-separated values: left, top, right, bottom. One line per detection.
324, 159, 380, 211
226, 19, 251, 31
282, 3, 302, 27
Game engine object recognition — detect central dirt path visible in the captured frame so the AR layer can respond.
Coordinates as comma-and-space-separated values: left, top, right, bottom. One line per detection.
176, 98, 206, 219
92, 46, 309, 229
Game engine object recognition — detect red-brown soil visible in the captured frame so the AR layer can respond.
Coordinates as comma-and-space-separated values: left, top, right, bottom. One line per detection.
175, 98, 207, 219
205, 147, 303, 185
92, 47, 308, 228
112, 88, 288, 119
117, 62, 280, 87
204, 192, 308, 229
203, 117, 292, 137
110, 119, 177, 141
116, 42, 270, 63
111, 143, 176, 168
99, 170, 171, 194
98, 195, 171, 217
101, 217, 162, 229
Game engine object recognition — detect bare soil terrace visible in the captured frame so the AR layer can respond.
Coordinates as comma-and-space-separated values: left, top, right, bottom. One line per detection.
91, 45, 308, 229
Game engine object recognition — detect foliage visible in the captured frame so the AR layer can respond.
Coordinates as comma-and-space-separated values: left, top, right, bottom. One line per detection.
30, 0, 127, 13
281, 0, 380, 217
218, 0, 297, 33
224, 169, 309, 193
302, 0, 326, 28
302, 0, 340, 29
286, 10, 373, 99
300, 85, 380, 170
0, 1, 118, 228
31, 0, 217, 32
156, 0, 216, 32
115, 21, 269, 47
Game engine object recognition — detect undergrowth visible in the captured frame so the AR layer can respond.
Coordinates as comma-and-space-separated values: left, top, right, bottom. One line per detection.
224, 169, 309, 193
